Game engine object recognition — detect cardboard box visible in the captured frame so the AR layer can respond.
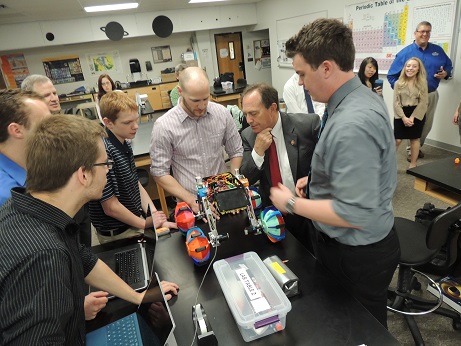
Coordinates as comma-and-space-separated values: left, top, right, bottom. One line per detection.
161, 73, 176, 83
213, 251, 291, 342
185, 60, 198, 67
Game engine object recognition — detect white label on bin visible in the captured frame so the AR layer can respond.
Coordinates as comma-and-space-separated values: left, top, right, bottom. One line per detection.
236, 268, 261, 299
235, 268, 271, 313
250, 296, 271, 313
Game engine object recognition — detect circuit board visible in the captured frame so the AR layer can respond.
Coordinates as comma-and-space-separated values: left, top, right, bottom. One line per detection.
202, 172, 249, 215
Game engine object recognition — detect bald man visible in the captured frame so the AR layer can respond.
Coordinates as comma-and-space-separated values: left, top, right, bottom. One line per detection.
150, 67, 243, 213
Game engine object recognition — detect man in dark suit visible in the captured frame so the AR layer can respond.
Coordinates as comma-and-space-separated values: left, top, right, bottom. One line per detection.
240, 83, 319, 249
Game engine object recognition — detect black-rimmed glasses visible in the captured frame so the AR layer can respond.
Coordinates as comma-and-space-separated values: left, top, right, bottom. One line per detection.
416, 30, 431, 35
93, 160, 114, 170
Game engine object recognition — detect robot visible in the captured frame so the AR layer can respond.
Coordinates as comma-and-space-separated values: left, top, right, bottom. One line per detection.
175, 202, 195, 234
176, 170, 285, 265
185, 227, 211, 266
232, 169, 285, 241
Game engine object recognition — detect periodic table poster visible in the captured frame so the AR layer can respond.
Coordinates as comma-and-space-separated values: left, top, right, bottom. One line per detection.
345, 0, 458, 73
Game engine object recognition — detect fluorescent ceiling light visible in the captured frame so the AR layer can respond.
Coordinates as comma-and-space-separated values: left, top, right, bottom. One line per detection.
84, 3, 138, 12
189, 0, 228, 3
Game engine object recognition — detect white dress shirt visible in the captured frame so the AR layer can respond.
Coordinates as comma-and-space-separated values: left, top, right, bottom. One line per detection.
283, 73, 325, 117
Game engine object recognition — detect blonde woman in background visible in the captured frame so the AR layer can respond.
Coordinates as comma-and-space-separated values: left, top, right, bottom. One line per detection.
393, 57, 428, 168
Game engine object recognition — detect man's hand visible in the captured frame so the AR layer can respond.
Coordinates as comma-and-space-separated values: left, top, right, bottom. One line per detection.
152, 211, 167, 228
185, 195, 220, 221
254, 128, 274, 156
84, 291, 109, 320
434, 66, 447, 79
160, 280, 180, 301
270, 183, 294, 213
295, 176, 308, 198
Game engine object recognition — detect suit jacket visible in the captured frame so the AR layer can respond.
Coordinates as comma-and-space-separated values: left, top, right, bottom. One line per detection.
240, 112, 320, 207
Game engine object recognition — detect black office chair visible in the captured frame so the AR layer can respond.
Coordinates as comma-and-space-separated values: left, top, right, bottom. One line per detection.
236, 78, 247, 90
415, 203, 461, 276
387, 203, 461, 345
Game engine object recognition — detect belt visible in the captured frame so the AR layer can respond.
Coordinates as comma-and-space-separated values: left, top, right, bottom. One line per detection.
97, 225, 129, 237
428, 89, 436, 93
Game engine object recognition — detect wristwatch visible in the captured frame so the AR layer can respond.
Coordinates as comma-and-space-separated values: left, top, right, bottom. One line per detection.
285, 196, 296, 215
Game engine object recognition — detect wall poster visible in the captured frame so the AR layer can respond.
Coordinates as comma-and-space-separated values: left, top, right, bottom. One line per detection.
1, 54, 30, 88
42, 55, 84, 84
86, 51, 123, 75
151, 46, 172, 64
344, 0, 458, 73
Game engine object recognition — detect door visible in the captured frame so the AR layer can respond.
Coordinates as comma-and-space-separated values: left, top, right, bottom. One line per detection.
215, 32, 245, 83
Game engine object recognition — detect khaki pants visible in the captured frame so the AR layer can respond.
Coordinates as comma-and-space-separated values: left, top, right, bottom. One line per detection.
96, 227, 144, 245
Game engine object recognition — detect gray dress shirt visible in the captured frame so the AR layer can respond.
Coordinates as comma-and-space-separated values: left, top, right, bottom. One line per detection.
310, 76, 397, 245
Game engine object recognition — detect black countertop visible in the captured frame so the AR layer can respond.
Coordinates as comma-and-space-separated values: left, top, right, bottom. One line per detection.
88, 213, 399, 345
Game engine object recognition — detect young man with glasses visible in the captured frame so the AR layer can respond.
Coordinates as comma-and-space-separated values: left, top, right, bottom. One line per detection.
0, 88, 111, 321
88, 92, 175, 244
0, 115, 180, 344
388, 21, 453, 161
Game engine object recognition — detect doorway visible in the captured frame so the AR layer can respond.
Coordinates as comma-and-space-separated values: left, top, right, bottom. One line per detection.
214, 32, 245, 82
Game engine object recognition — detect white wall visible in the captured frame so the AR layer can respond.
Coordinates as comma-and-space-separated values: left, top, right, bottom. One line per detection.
1, 0, 460, 150
0, 33, 193, 95
256, 0, 461, 152
195, 26, 272, 85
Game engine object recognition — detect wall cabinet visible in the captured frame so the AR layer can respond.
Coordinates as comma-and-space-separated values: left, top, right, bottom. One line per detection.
125, 83, 177, 111
92, 83, 178, 112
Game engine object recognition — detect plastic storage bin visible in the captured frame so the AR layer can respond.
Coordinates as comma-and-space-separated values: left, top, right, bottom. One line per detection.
221, 81, 233, 90
213, 251, 291, 342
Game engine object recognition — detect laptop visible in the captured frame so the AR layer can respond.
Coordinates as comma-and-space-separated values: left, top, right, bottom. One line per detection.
90, 207, 158, 298
86, 271, 176, 346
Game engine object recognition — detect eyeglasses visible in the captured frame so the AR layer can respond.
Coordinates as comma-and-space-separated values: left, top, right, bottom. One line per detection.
416, 30, 431, 35
93, 160, 114, 170
101, 82, 111, 86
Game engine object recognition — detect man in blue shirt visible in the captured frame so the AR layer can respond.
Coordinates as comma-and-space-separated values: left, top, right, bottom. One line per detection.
387, 21, 453, 159
0, 89, 50, 206
0, 88, 110, 321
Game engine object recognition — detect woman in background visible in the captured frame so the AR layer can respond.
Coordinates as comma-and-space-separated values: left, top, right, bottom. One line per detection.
393, 57, 428, 169
358, 57, 383, 96
97, 74, 116, 103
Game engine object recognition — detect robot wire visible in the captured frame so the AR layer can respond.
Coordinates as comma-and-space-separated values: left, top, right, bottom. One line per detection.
189, 242, 219, 346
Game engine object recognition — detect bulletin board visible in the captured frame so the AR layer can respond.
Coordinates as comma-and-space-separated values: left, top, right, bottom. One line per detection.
42, 55, 84, 84
276, 11, 328, 67
345, 0, 459, 73
254, 39, 271, 69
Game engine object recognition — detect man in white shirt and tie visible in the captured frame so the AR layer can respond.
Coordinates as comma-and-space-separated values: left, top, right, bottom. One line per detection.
283, 72, 325, 116
240, 83, 319, 250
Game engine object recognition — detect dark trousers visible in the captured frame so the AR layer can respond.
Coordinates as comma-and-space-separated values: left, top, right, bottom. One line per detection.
284, 214, 316, 255
75, 204, 92, 248
317, 228, 400, 328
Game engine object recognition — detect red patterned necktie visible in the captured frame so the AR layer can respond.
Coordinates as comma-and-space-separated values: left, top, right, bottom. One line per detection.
268, 141, 282, 187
